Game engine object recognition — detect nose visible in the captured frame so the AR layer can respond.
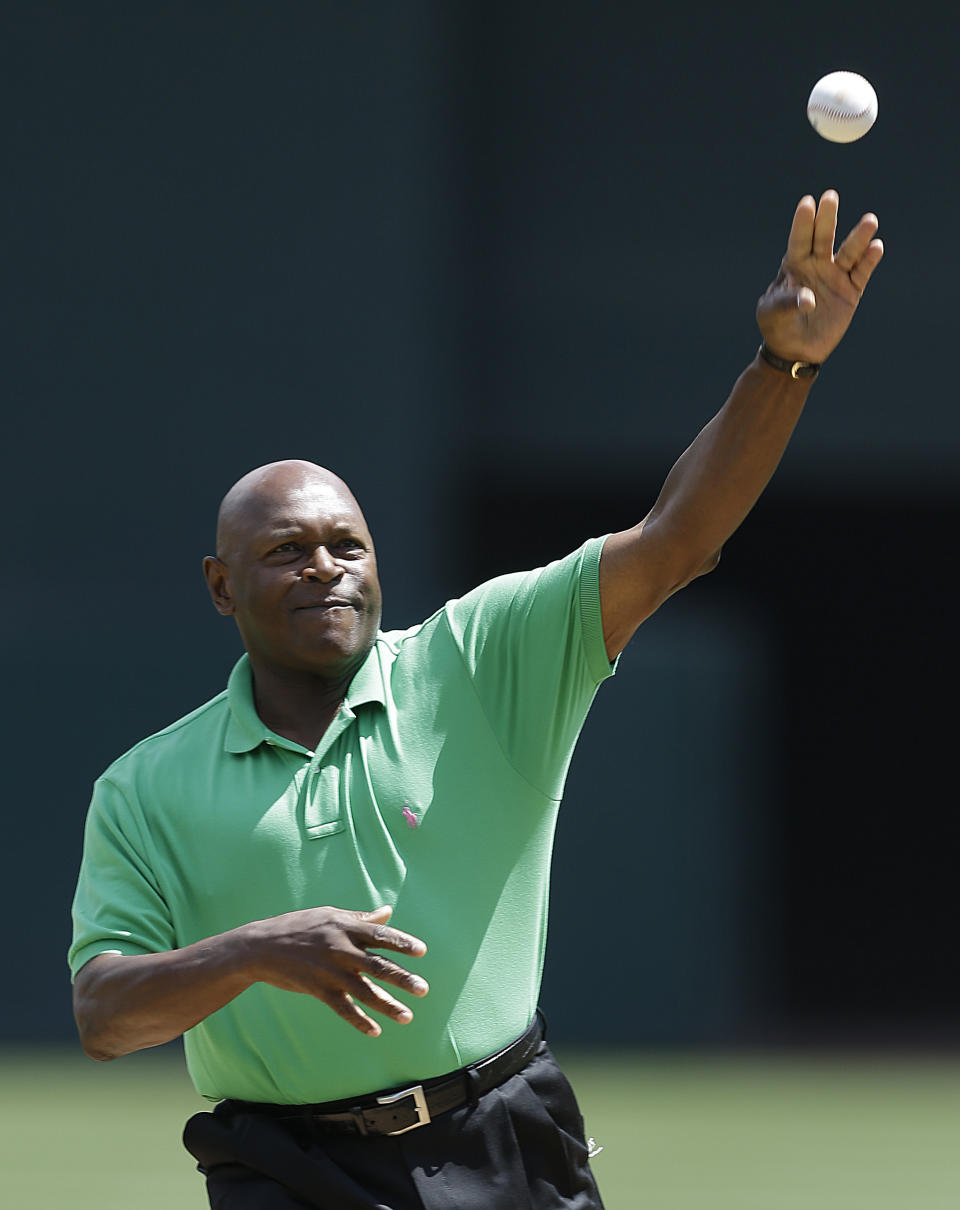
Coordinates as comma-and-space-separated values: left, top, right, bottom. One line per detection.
302, 545, 342, 583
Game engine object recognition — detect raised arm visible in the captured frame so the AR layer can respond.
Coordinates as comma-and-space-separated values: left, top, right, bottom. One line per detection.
599, 189, 883, 659
73, 905, 428, 1060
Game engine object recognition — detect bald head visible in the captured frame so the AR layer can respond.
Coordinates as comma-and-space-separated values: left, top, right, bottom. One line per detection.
204, 459, 382, 682
215, 461, 363, 562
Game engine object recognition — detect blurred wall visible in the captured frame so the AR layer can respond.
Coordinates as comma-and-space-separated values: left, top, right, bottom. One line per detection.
3, 2, 957, 1046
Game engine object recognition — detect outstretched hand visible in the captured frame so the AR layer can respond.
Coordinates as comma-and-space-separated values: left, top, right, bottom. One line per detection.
756, 190, 883, 364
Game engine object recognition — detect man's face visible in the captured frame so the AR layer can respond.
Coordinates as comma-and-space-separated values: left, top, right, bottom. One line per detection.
206, 471, 382, 680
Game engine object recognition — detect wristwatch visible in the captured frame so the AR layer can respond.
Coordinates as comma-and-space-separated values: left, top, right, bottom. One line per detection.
758, 342, 820, 380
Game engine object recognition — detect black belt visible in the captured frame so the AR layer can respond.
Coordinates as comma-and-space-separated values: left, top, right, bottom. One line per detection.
224, 1013, 544, 1138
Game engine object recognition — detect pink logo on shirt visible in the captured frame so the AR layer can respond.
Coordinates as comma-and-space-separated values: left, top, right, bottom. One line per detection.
401, 802, 419, 829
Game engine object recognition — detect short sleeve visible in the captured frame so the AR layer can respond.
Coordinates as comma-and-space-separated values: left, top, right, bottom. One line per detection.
443, 535, 616, 799
68, 774, 175, 978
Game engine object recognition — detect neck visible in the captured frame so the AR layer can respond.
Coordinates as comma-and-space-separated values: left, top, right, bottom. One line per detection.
248, 660, 356, 751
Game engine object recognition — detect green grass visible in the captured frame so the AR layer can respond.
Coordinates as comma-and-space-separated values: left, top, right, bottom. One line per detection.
562, 1050, 960, 1209
2, 1045, 958, 1208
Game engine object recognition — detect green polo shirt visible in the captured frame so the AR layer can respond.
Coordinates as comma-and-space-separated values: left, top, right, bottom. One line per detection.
70, 536, 615, 1104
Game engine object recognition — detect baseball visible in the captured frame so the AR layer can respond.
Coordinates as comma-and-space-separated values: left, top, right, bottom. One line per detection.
807, 71, 878, 143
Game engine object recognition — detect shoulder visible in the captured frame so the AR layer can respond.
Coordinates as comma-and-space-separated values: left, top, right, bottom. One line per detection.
378, 541, 606, 646
374, 570, 535, 671
374, 538, 609, 691
445, 537, 608, 637
97, 689, 230, 788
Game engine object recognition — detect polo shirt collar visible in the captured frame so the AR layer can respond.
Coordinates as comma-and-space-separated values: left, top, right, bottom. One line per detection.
344, 639, 388, 711
224, 640, 388, 754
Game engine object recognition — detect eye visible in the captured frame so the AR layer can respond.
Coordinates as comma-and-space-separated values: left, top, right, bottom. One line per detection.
269, 541, 299, 554
334, 538, 364, 555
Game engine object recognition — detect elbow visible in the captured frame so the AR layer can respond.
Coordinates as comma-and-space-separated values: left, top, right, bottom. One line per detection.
74, 1000, 120, 1062
672, 547, 722, 594
73, 966, 125, 1062
79, 1006, 126, 1061
82, 1039, 120, 1063
76, 1013, 129, 1062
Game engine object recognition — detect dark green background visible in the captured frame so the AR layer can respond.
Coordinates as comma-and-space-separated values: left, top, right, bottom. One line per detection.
4, 2, 956, 1047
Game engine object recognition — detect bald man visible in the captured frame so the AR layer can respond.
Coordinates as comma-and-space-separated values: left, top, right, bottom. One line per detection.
70, 192, 882, 1209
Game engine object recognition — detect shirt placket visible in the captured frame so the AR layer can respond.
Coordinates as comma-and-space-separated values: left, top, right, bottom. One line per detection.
302, 707, 356, 841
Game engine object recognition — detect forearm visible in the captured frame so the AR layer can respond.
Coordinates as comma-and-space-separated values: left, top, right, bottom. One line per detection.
73, 904, 429, 1057
73, 925, 256, 1061
643, 352, 811, 570
600, 352, 815, 656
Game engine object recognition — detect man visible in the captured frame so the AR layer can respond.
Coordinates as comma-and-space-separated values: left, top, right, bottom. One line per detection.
70, 191, 882, 1209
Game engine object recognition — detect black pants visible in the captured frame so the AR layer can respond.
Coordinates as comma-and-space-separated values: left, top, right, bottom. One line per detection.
183, 1042, 605, 1209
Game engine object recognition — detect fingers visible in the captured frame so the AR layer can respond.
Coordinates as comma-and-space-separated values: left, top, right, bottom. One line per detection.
356, 975, 415, 1023
341, 975, 415, 1037
835, 211, 881, 274
362, 950, 429, 998
793, 190, 881, 272
324, 988, 389, 1037
835, 212, 877, 266
786, 189, 849, 264
812, 189, 839, 259
357, 909, 427, 958
785, 194, 816, 261
325, 960, 426, 1037
849, 238, 884, 292
785, 190, 883, 293
339, 907, 430, 1035
835, 211, 883, 297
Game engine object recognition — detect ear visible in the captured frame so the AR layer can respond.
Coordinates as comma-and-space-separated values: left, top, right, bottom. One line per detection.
203, 555, 236, 616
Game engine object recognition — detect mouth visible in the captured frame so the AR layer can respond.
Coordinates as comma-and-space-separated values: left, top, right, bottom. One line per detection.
294, 599, 359, 612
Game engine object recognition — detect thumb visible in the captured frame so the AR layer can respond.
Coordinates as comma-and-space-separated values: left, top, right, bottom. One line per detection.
759, 282, 816, 320
795, 286, 816, 313
360, 905, 394, 924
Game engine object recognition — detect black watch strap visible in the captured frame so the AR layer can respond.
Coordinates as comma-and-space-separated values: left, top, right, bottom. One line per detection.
758, 342, 820, 380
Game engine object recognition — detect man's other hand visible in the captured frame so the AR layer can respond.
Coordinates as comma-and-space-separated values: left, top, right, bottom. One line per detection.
245, 904, 429, 1036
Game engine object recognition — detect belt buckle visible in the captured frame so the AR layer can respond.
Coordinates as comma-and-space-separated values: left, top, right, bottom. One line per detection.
376, 1084, 431, 1135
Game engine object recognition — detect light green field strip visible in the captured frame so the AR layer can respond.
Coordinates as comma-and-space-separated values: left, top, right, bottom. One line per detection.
1, 1047, 957, 1210
560, 1051, 960, 1210
0, 1045, 207, 1210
